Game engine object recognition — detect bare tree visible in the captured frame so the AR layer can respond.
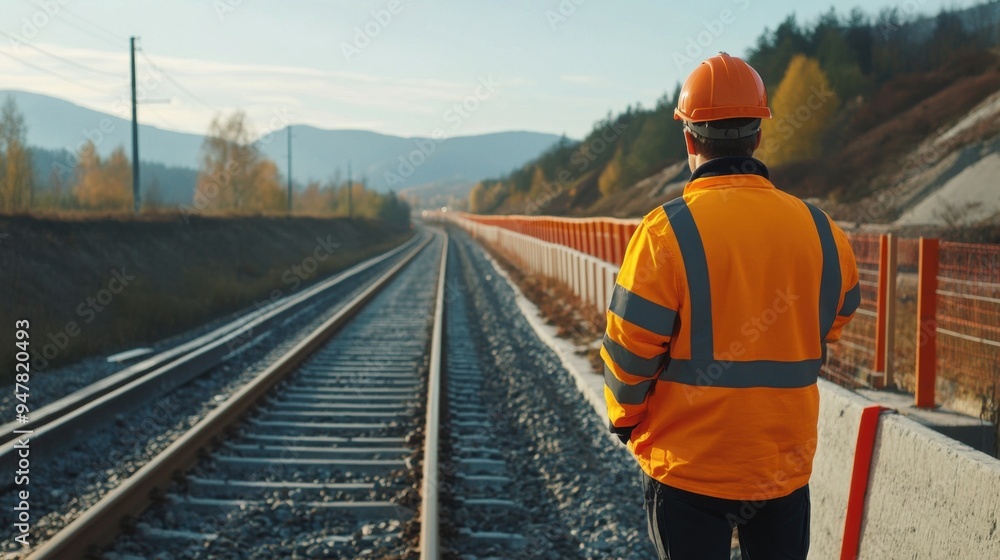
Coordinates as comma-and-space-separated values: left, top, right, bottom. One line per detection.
0, 96, 33, 212
195, 111, 283, 213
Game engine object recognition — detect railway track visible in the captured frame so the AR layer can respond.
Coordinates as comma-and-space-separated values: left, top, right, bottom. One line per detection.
23, 231, 445, 558
10, 226, 660, 559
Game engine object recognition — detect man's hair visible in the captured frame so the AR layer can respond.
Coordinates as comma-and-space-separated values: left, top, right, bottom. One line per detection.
687, 117, 760, 159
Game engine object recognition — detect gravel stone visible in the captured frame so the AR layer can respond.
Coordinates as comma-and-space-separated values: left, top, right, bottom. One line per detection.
444, 229, 656, 559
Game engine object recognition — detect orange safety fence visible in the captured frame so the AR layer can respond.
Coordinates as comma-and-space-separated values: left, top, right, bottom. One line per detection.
451, 213, 1000, 413
460, 215, 640, 266
897, 237, 921, 273
936, 242, 1000, 404
822, 234, 880, 388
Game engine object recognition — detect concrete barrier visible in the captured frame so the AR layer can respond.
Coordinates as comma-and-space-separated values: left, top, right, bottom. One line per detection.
815, 380, 1000, 558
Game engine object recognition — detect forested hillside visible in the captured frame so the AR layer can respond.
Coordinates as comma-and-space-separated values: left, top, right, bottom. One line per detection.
470, 3, 1000, 221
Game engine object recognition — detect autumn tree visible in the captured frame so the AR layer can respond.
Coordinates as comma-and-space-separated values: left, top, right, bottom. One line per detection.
291, 176, 410, 222
469, 180, 505, 214
759, 55, 839, 166
529, 166, 546, 193
749, 15, 810, 90
295, 180, 329, 214
597, 151, 623, 196
194, 111, 283, 213
73, 142, 132, 210
469, 182, 488, 213
0, 97, 33, 211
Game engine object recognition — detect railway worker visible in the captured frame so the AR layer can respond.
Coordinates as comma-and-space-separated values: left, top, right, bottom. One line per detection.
600, 52, 860, 560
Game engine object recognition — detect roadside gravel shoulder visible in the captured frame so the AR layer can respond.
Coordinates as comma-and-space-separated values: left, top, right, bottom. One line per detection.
476, 242, 619, 446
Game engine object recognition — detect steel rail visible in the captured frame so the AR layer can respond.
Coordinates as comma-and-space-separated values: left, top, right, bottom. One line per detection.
25, 233, 434, 559
419, 229, 447, 560
0, 234, 426, 477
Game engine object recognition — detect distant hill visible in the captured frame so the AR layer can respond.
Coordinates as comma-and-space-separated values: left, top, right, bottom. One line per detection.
275, 125, 565, 193
2, 90, 562, 201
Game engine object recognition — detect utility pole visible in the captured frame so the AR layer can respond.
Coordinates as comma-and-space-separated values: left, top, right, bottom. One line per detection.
347, 159, 353, 218
130, 36, 140, 213
286, 125, 292, 214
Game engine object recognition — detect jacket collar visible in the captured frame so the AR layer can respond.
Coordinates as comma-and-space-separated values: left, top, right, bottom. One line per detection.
689, 157, 769, 182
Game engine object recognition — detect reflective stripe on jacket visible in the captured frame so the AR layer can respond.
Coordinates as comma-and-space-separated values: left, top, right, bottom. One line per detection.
601, 157, 860, 501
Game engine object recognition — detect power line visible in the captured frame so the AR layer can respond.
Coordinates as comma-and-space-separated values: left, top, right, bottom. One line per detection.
0, 48, 122, 94
0, 29, 122, 77
20, 0, 121, 47
139, 50, 217, 112
52, 17, 121, 47
59, 5, 128, 43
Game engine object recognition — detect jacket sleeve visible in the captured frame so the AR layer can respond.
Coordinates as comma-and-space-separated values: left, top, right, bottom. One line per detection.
601, 219, 680, 430
826, 222, 861, 342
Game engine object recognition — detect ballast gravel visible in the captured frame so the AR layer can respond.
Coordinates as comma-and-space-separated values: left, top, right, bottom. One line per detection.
103, 237, 443, 560
448, 229, 656, 559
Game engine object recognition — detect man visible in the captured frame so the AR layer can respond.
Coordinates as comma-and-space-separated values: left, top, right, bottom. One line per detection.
600, 52, 859, 559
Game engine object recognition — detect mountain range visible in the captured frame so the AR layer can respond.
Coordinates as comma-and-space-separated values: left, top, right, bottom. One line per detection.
2, 90, 562, 203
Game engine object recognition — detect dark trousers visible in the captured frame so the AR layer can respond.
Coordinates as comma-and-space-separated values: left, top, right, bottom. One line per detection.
642, 474, 810, 560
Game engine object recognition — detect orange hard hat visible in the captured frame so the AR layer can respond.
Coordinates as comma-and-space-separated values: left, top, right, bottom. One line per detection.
674, 52, 771, 123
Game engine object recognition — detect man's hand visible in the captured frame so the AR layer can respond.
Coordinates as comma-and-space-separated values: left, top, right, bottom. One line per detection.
609, 422, 636, 445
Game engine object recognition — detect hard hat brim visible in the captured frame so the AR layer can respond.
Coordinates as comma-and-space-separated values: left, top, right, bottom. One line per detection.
675, 106, 772, 122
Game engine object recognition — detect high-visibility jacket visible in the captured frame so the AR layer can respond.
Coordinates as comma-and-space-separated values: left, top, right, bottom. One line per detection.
601, 157, 860, 501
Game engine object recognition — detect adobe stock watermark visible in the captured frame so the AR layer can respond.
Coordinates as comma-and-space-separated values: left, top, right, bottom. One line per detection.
855, 131, 962, 223
224, 234, 340, 352
754, 81, 836, 167
341, 0, 409, 63
29, 268, 136, 371
726, 446, 815, 530
521, 119, 630, 215
546, 0, 588, 30
679, 287, 800, 404
672, 0, 751, 72
6, 0, 73, 51
51, 64, 166, 182
383, 75, 499, 187
877, 0, 926, 40
213, 0, 246, 21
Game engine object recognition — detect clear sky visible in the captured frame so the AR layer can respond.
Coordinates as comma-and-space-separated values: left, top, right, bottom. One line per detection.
0, 0, 981, 140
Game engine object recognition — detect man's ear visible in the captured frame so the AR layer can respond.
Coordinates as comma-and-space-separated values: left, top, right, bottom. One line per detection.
684, 129, 698, 156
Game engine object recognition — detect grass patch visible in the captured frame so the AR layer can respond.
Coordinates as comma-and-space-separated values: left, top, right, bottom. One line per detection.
0, 214, 412, 380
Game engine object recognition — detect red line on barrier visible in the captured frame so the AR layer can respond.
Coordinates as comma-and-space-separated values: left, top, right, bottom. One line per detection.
840, 405, 892, 560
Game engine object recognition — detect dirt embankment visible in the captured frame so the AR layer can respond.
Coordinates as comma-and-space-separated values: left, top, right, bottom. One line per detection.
0, 214, 412, 379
